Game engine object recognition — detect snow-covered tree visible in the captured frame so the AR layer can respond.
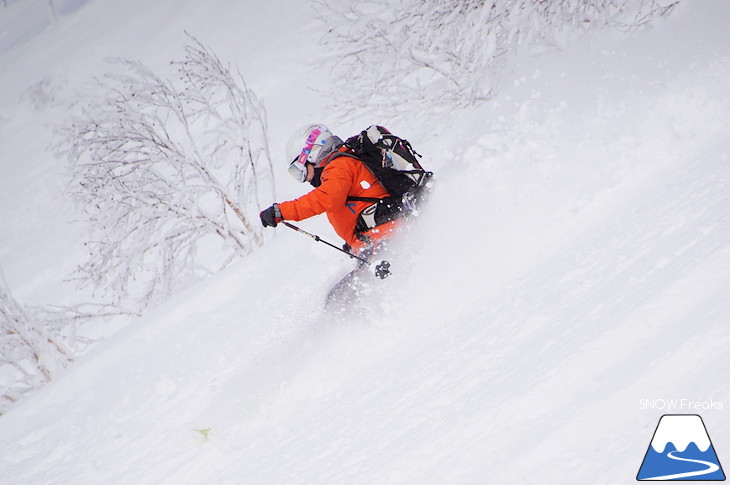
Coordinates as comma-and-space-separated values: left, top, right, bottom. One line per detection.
59, 36, 274, 310
0, 271, 122, 414
316, 0, 679, 118
0, 274, 69, 413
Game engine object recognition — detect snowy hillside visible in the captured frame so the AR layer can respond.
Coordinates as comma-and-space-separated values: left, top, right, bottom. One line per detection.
1, 0, 729, 483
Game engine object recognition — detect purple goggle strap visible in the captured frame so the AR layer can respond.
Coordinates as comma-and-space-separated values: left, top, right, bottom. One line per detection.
296, 127, 322, 166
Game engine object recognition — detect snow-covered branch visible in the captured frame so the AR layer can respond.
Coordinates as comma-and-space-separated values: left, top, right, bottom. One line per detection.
0, 276, 83, 411
0, 271, 128, 414
316, 0, 679, 118
58, 35, 274, 310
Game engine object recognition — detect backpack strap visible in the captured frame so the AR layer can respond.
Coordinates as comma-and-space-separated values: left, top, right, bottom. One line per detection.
327, 150, 361, 165
330, 143, 428, 234
347, 195, 382, 203
329, 152, 406, 233
327, 151, 391, 203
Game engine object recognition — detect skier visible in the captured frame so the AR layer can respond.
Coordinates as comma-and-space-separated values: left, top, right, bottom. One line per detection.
259, 124, 402, 255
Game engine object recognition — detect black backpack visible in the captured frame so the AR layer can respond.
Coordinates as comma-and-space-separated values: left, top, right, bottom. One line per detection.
335, 125, 433, 234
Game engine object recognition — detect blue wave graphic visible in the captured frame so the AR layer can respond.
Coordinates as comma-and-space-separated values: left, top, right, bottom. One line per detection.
638, 442, 726, 480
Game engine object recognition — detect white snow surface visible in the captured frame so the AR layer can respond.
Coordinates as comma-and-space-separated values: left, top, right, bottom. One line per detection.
1, 0, 730, 483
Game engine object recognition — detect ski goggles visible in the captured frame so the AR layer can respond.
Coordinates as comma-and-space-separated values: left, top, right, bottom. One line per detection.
288, 127, 323, 182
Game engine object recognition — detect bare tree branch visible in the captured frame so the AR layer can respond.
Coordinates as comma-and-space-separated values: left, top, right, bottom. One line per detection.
57, 35, 274, 310
316, 0, 679, 119
1, 271, 130, 414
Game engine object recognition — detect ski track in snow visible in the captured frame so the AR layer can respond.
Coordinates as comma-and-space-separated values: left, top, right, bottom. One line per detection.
645, 451, 720, 480
1, 0, 730, 484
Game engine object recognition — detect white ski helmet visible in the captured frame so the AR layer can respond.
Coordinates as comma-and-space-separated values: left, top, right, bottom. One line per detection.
286, 123, 333, 182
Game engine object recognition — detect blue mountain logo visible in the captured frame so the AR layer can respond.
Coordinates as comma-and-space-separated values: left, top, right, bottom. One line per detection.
637, 414, 725, 481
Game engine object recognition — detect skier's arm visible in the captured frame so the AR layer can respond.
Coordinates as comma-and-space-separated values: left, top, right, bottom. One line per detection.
277, 161, 352, 221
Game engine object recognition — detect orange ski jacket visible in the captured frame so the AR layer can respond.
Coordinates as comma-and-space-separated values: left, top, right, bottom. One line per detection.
277, 147, 399, 251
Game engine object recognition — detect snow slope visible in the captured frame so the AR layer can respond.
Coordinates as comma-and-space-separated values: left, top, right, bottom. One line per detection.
1, 0, 730, 483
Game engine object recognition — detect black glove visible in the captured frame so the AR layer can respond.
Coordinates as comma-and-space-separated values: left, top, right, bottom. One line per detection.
260, 203, 282, 227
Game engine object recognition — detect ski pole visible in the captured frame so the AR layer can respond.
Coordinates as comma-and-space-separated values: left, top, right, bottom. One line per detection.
281, 221, 369, 263
281, 221, 391, 279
